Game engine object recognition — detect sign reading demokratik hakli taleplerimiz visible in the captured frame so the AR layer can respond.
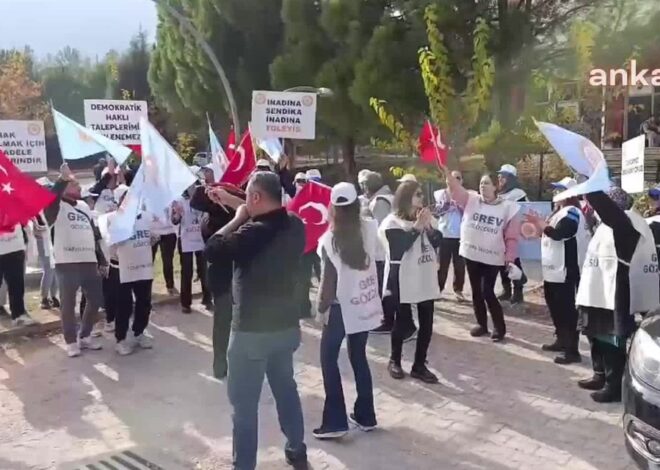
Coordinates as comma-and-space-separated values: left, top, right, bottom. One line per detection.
621, 134, 645, 194
251, 91, 317, 140
0, 120, 47, 172
83, 99, 148, 146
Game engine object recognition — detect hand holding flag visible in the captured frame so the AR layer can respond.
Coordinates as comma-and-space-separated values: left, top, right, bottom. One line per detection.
257, 137, 284, 163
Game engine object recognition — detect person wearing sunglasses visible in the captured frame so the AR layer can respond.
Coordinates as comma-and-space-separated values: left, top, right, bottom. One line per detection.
379, 181, 442, 383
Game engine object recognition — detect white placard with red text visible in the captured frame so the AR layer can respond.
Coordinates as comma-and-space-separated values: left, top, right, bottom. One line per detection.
0, 120, 47, 172
251, 91, 317, 140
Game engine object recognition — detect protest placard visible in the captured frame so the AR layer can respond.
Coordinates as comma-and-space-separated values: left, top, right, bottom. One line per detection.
0, 120, 47, 172
621, 135, 645, 194
83, 99, 148, 146
251, 91, 317, 140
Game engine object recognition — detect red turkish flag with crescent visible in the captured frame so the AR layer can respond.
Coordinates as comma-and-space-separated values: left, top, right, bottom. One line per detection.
220, 129, 256, 187
418, 120, 448, 169
0, 150, 56, 233
226, 128, 236, 161
287, 181, 332, 254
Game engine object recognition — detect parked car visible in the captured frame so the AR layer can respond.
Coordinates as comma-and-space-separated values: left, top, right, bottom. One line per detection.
623, 314, 660, 469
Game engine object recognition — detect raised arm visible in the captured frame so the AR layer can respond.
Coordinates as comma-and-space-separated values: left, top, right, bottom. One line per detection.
443, 168, 469, 208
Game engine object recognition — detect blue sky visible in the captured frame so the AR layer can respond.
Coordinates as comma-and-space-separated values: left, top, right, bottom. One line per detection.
0, 0, 158, 58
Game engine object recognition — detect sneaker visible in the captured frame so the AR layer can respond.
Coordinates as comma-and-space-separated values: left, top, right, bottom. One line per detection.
66, 343, 81, 358
491, 331, 506, 343
470, 325, 489, 337
285, 451, 309, 470
79, 336, 102, 350
203, 300, 214, 311
510, 289, 524, 305
51, 297, 60, 308
104, 321, 115, 333
182, 306, 192, 314
12, 314, 36, 327
91, 324, 103, 338
40, 298, 52, 310
388, 361, 405, 380
554, 352, 582, 365
454, 292, 466, 303
349, 413, 377, 432
410, 365, 439, 384
403, 328, 417, 343
590, 386, 621, 403
312, 427, 348, 440
541, 339, 564, 352
370, 323, 393, 335
578, 375, 606, 391
115, 340, 135, 356
167, 287, 179, 296
133, 333, 153, 349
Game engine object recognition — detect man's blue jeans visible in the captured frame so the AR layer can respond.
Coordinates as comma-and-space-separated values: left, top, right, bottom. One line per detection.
227, 327, 306, 470
320, 304, 376, 430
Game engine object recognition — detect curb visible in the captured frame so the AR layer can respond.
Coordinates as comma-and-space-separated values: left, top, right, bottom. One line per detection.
0, 292, 202, 343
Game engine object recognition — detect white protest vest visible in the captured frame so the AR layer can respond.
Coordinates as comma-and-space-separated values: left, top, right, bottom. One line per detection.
95, 189, 117, 215
0, 225, 25, 255
116, 214, 154, 284
150, 206, 177, 236
500, 187, 527, 202
577, 210, 659, 313
379, 214, 441, 304
459, 193, 518, 266
53, 201, 97, 264
318, 219, 383, 334
541, 206, 591, 283
368, 194, 393, 262
179, 199, 205, 253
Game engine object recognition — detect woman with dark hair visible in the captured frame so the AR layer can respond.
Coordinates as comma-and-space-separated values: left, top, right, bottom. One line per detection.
379, 180, 442, 383
525, 177, 591, 364
314, 182, 382, 439
575, 187, 658, 403
443, 167, 520, 342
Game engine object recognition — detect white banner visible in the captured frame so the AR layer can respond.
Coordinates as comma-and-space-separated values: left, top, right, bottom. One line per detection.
0, 120, 47, 172
83, 99, 148, 145
621, 135, 645, 194
251, 91, 317, 140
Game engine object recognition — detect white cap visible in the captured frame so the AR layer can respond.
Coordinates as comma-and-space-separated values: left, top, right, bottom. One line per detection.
550, 177, 577, 190
81, 185, 98, 199
497, 164, 517, 177
256, 159, 273, 170
331, 182, 358, 207
397, 174, 418, 183
114, 184, 129, 203
306, 169, 322, 181
294, 172, 307, 181
358, 169, 372, 183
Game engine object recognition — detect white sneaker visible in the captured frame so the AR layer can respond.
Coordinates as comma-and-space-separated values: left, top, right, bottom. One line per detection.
12, 314, 36, 327
79, 336, 103, 350
133, 333, 153, 349
167, 287, 179, 296
115, 340, 135, 356
91, 324, 103, 338
67, 343, 81, 358
104, 321, 115, 333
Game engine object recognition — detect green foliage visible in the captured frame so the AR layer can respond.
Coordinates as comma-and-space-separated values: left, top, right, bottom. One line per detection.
175, 132, 198, 164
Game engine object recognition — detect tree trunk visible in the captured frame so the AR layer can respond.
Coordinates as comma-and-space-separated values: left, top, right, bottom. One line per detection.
341, 136, 357, 182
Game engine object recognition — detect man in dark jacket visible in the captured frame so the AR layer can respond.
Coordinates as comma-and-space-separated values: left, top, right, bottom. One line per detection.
204, 171, 307, 470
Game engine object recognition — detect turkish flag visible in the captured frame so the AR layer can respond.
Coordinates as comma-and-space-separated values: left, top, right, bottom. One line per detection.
127, 144, 142, 157
0, 150, 56, 233
287, 181, 332, 254
226, 128, 236, 161
418, 120, 448, 169
220, 130, 256, 187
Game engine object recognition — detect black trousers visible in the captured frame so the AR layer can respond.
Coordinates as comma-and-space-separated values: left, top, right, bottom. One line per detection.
212, 292, 232, 378
296, 251, 319, 318
179, 243, 211, 308
0, 250, 25, 319
391, 299, 434, 369
466, 259, 506, 334
152, 233, 177, 289
437, 238, 465, 294
115, 270, 153, 342
544, 281, 579, 353
500, 257, 526, 292
589, 338, 626, 391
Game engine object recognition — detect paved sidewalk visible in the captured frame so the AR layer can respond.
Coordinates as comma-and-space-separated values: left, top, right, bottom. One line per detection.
0, 291, 634, 470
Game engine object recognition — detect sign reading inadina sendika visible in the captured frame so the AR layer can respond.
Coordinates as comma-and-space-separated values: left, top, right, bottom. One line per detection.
83, 99, 148, 146
0, 120, 47, 172
251, 91, 317, 140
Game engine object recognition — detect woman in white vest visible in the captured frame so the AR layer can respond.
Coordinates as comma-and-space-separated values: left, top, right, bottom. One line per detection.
314, 182, 381, 439
171, 186, 213, 314
150, 205, 178, 295
443, 167, 521, 342
575, 187, 659, 403
525, 177, 591, 365
43, 163, 107, 358
103, 185, 156, 356
0, 225, 34, 326
379, 180, 442, 383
